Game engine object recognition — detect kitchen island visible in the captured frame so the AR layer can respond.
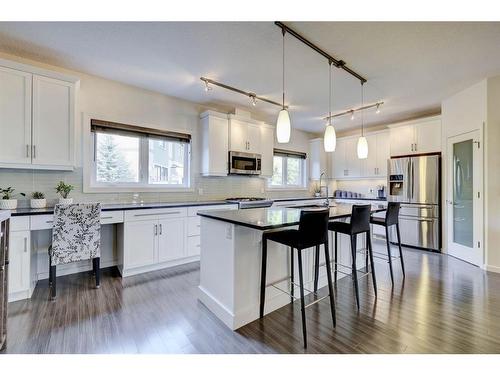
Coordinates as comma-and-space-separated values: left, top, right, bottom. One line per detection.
197, 203, 386, 330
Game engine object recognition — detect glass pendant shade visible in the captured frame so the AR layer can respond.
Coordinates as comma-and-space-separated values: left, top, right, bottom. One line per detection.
357, 136, 369, 159
276, 109, 291, 143
324, 124, 336, 152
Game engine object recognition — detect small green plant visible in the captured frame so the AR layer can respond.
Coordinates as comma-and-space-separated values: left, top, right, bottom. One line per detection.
312, 182, 322, 194
1, 187, 26, 200
55, 181, 74, 199
31, 191, 45, 199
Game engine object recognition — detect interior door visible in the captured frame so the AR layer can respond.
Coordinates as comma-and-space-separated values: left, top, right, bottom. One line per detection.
447, 130, 483, 266
0, 66, 32, 165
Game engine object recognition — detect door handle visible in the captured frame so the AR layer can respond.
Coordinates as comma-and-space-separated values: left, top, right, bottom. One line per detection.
154, 224, 158, 236
24, 237, 28, 253
32, 145, 36, 159
26, 144, 30, 158
159, 224, 162, 235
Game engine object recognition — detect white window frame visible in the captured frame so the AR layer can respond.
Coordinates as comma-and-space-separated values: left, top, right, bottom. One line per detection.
267, 154, 307, 191
83, 114, 193, 193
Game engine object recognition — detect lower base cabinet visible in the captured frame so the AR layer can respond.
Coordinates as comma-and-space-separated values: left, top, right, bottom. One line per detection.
123, 220, 157, 269
158, 218, 186, 263
8, 230, 31, 302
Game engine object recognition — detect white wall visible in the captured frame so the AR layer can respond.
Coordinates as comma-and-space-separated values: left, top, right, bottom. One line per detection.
0, 51, 315, 205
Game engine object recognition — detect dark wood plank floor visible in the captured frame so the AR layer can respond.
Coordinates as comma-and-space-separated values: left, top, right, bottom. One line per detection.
4, 242, 500, 353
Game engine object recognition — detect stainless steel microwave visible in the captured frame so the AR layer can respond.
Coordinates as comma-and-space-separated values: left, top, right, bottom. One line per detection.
228, 151, 262, 175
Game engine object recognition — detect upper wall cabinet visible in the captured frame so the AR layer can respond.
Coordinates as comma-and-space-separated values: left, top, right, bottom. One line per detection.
361, 131, 390, 178
199, 111, 274, 178
389, 116, 442, 157
0, 59, 78, 170
309, 138, 328, 180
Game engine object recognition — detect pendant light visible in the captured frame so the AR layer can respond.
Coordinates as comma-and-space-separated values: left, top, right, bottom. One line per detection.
324, 61, 336, 152
357, 83, 368, 159
276, 29, 291, 143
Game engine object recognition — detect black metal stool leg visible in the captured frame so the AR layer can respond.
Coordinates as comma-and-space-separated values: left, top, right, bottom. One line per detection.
259, 236, 268, 318
367, 231, 377, 297
50, 265, 56, 300
351, 235, 360, 310
334, 232, 338, 285
313, 245, 320, 293
385, 226, 395, 285
290, 247, 294, 302
93, 257, 100, 289
396, 224, 405, 277
297, 248, 307, 348
323, 240, 336, 327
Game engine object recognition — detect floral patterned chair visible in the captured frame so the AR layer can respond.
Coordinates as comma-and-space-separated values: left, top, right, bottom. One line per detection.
48, 203, 101, 300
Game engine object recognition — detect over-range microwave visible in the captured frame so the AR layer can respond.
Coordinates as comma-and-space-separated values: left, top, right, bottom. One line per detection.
228, 151, 262, 175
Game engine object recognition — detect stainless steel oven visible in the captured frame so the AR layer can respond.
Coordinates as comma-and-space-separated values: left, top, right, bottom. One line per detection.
228, 151, 262, 175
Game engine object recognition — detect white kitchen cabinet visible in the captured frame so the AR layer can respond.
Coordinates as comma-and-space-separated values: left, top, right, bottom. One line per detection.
200, 111, 229, 176
0, 66, 32, 166
32, 75, 75, 169
8, 230, 31, 301
228, 116, 262, 153
309, 138, 328, 180
260, 125, 274, 177
389, 116, 441, 156
361, 131, 389, 178
0, 59, 78, 170
158, 217, 186, 262
334, 137, 362, 179
123, 220, 157, 269
246, 123, 261, 153
332, 138, 346, 179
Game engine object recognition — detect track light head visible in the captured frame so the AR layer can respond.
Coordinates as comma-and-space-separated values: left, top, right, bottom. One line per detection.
250, 94, 257, 106
350, 111, 355, 121
376, 104, 380, 114
204, 80, 212, 92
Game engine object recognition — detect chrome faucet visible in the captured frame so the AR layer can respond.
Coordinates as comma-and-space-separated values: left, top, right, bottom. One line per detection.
319, 172, 330, 207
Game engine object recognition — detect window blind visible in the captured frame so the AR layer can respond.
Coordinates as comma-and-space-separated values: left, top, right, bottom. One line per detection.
90, 119, 191, 143
273, 148, 307, 159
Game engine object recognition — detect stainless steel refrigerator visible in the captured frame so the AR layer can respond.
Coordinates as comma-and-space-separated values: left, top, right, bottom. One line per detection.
388, 155, 441, 251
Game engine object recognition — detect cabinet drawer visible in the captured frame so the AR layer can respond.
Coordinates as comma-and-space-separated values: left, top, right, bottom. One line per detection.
100, 210, 124, 224
124, 207, 187, 221
187, 235, 201, 257
188, 204, 237, 217
30, 214, 54, 230
187, 216, 201, 236
10, 216, 30, 231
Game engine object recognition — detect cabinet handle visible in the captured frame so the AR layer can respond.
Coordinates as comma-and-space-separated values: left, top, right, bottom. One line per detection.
134, 211, 181, 217
415, 143, 417, 152
24, 237, 27, 253
154, 224, 158, 236
159, 224, 162, 235
26, 144, 30, 158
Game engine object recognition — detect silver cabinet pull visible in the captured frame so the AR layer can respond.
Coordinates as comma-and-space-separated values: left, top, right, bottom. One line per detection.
32, 145, 36, 158
159, 224, 162, 235
100, 216, 114, 220
24, 237, 28, 253
26, 144, 30, 158
415, 143, 417, 152
45, 220, 53, 224
134, 211, 181, 217
154, 224, 158, 236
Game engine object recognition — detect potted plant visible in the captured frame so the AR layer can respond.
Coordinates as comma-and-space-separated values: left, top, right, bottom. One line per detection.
313, 183, 322, 198
30, 191, 47, 209
55, 181, 74, 204
0, 187, 26, 210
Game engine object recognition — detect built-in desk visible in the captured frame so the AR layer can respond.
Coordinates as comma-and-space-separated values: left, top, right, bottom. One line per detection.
5, 201, 237, 302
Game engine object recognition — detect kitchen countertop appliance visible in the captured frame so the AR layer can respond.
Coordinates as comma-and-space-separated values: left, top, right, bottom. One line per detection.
225, 197, 274, 209
0, 211, 10, 351
388, 154, 441, 251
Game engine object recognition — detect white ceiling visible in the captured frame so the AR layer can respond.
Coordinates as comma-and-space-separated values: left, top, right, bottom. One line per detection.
1, 22, 500, 134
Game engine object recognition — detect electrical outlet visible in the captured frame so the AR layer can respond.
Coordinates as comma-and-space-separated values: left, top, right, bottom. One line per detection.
198, 188, 204, 195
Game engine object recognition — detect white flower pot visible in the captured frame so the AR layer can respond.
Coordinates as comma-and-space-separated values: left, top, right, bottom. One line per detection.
0, 199, 18, 210
30, 199, 47, 209
59, 198, 73, 205
314, 193, 321, 197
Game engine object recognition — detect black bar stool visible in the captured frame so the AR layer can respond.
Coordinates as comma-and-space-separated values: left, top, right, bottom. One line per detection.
326, 205, 377, 310
370, 202, 405, 284
259, 208, 335, 348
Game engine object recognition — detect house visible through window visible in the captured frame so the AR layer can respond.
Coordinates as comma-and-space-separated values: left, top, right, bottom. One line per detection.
91, 119, 191, 189
269, 149, 306, 189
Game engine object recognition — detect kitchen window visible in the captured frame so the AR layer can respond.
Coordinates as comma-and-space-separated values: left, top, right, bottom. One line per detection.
90, 119, 191, 190
269, 149, 307, 189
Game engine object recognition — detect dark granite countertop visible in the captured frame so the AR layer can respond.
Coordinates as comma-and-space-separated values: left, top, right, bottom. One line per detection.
272, 196, 387, 202
197, 203, 387, 231
6, 200, 233, 217
0, 210, 10, 222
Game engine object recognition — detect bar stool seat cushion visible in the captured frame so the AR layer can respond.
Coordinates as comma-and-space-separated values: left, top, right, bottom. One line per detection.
266, 229, 317, 250
369, 216, 386, 226
328, 221, 352, 235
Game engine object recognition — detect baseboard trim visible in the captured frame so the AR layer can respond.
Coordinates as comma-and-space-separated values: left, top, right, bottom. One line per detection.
486, 265, 500, 273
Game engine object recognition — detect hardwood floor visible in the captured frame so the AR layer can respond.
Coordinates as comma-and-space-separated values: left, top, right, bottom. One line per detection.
4, 241, 500, 353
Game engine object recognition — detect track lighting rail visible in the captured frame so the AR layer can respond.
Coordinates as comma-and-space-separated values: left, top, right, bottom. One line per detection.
200, 77, 287, 109
323, 101, 384, 121
274, 21, 367, 84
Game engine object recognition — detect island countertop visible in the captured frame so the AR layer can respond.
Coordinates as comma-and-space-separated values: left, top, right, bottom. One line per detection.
197, 203, 386, 231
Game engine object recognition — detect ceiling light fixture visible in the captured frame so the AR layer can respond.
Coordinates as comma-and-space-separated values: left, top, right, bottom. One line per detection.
357, 83, 368, 159
199, 77, 285, 108
250, 94, 257, 106
276, 28, 291, 144
376, 103, 381, 114
324, 61, 336, 152
323, 101, 385, 122
350, 111, 355, 121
